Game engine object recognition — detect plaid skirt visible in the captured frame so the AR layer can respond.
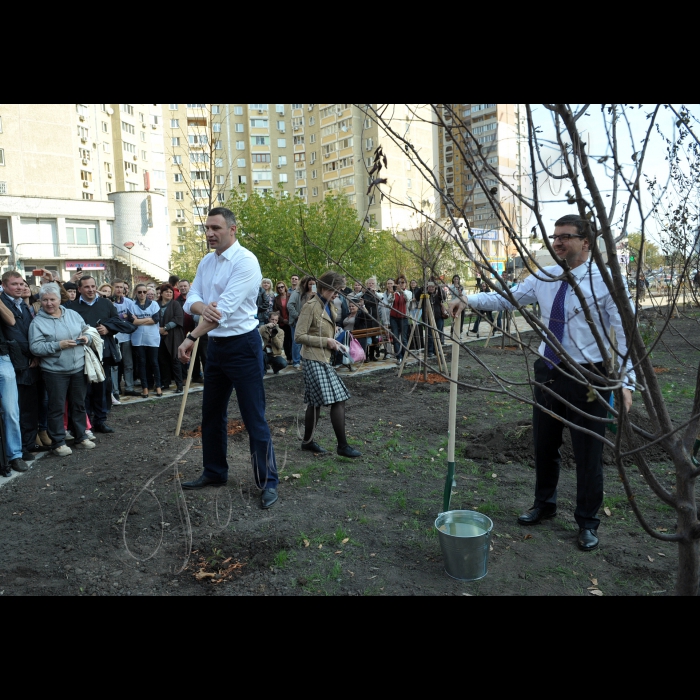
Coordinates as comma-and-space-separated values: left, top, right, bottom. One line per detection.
303, 359, 351, 407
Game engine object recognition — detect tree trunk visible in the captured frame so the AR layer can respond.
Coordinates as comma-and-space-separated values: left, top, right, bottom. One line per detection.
675, 538, 700, 596
675, 463, 700, 595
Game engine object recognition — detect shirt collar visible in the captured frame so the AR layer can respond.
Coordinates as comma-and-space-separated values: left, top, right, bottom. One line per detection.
216, 240, 240, 261
4, 292, 22, 308
79, 295, 98, 306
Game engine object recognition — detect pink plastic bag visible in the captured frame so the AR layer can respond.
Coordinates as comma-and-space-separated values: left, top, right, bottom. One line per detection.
348, 335, 365, 363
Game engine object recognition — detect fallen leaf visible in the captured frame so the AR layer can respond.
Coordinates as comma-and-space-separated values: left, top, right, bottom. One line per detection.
347, 571, 354, 577
489, 544, 494, 552
283, 476, 289, 481
370, 553, 376, 557
318, 544, 323, 549
588, 589, 604, 597
591, 578, 598, 586
462, 592, 473, 596
195, 570, 216, 581
648, 555, 654, 563
439, 448, 444, 452
341, 538, 349, 544
658, 528, 668, 532
292, 474, 301, 479
367, 575, 377, 580
604, 507, 612, 517
492, 473, 498, 479
279, 427, 286, 433
395, 424, 403, 428
335, 551, 342, 554
303, 539, 310, 548
523, 534, 533, 541
658, 553, 666, 557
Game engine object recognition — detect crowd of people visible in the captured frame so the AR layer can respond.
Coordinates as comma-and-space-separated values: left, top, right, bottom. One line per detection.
0, 269, 205, 477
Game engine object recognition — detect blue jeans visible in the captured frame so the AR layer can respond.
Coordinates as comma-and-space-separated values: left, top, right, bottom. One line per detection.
291, 323, 301, 366
390, 316, 408, 360
202, 331, 278, 489
0, 355, 23, 460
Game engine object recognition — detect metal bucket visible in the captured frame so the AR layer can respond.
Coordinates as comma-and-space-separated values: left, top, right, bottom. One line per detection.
435, 510, 493, 581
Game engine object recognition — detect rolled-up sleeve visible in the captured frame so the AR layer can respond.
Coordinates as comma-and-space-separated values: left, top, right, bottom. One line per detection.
215, 254, 262, 326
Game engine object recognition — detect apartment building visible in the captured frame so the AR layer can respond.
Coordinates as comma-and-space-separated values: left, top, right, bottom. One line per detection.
437, 103, 530, 273
0, 103, 172, 283
161, 104, 440, 253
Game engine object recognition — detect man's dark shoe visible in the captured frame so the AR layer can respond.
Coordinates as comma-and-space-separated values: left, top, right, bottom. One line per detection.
518, 505, 557, 526
301, 441, 328, 454
261, 488, 278, 509
0, 466, 10, 478
578, 528, 599, 551
337, 445, 362, 458
92, 423, 115, 434
10, 458, 29, 473
124, 390, 141, 397
22, 452, 37, 461
191, 376, 204, 383
181, 474, 227, 490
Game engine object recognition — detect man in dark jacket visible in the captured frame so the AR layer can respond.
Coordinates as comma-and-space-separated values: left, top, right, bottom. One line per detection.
66, 276, 118, 433
177, 279, 206, 382
0, 271, 44, 460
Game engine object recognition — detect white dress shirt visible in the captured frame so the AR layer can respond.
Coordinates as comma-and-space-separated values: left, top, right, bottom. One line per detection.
466, 262, 635, 388
183, 240, 262, 337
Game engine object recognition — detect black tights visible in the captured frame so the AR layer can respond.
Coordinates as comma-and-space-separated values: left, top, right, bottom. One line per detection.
303, 401, 348, 448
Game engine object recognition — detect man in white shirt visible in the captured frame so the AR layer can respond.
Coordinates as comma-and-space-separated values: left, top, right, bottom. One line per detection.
450, 215, 634, 552
178, 207, 279, 509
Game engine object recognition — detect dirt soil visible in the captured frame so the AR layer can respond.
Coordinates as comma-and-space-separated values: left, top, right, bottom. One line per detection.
1, 309, 697, 596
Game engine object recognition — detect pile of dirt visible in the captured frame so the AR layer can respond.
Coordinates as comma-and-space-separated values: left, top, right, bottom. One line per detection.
402, 372, 449, 384
181, 420, 246, 439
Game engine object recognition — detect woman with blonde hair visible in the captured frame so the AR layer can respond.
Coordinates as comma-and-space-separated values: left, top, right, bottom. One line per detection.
295, 271, 361, 459
256, 278, 275, 326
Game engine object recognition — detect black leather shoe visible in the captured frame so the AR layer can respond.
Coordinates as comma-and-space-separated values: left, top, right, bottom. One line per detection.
261, 488, 278, 509
124, 390, 141, 397
0, 466, 10, 478
92, 423, 115, 434
22, 452, 37, 461
182, 474, 227, 490
578, 528, 599, 551
518, 505, 557, 525
301, 441, 328, 454
337, 445, 362, 458
10, 458, 29, 473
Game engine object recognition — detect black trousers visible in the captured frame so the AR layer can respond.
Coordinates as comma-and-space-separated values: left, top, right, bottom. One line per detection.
43, 370, 88, 448
85, 363, 110, 425
17, 381, 40, 452
192, 333, 208, 378
158, 342, 183, 388
134, 345, 161, 390
532, 359, 610, 530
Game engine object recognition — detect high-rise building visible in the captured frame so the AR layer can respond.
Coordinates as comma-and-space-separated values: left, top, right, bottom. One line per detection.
436, 103, 529, 273
162, 104, 440, 255
0, 103, 172, 283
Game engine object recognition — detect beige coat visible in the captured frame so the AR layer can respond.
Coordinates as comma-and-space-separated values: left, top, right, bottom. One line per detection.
259, 324, 285, 357
296, 295, 336, 364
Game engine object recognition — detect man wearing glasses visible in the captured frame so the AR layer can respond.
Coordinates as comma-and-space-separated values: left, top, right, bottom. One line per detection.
450, 215, 634, 552
178, 207, 279, 509
389, 276, 412, 365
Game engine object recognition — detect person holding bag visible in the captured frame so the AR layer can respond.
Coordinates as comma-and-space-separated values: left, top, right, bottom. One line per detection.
295, 271, 361, 459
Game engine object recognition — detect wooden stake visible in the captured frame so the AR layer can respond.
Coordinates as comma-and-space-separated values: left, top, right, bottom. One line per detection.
443, 312, 461, 512
175, 337, 200, 437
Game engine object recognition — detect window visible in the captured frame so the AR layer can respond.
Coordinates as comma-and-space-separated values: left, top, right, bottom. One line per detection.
236, 158, 246, 168
234, 106, 243, 115
191, 171, 208, 180
215, 140, 222, 150
292, 103, 302, 110
174, 173, 183, 183
216, 175, 225, 185
140, 131, 146, 142
278, 156, 287, 166
251, 154, 270, 163
101, 121, 108, 133
173, 155, 182, 164
124, 162, 138, 174
215, 158, 223, 168
276, 104, 285, 114
170, 119, 179, 128
127, 182, 137, 191
249, 104, 268, 111
312, 187, 318, 197
123, 141, 136, 154
104, 162, 111, 174
171, 137, 180, 146
235, 123, 244, 132
293, 135, 304, 145
309, 133, 316, 143
277, 120, 285, 132
250, 118, 268, 128
188, 134, 208, 145
212, 105, 221, 115
82, 192, 94, 200
295, 169, 306, 180
175, 191, 184, 200
102, 141, 110, 154
238, 175, 247, 184
213, 123, 221, 133
150, 115, 160, 127
141, 150, 148, 161
0, 149, 5, 166
277, 138, 286, 148
218, 193, 225, 203
121, 104, 134, 116
311, 169, 317, 179
251, 136, 270, 146
308, 117, 315, 126
236, 141, 245, 150
187, 104, 206, 109
279, 173, 288, 183
252, 170, 271, 181
294, 152, 305, 162
65, 222, 98, 245
169, 104, 178, 110
407, 178, 412, 189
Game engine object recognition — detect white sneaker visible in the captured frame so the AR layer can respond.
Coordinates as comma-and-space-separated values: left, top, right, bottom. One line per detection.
65, 430, 75, 442
111, 395, 121, 406
84, 430, 95, 440
52, 445, 72, 457
74, 439, 96, 450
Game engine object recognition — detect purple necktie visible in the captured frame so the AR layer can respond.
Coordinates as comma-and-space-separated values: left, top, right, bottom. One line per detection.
544, 281, 569, 368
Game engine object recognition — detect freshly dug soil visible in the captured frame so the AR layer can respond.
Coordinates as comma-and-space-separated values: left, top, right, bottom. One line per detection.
1, 310, 698, 596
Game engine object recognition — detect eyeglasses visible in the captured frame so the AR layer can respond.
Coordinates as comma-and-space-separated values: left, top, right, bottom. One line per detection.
136, 290, 147, 294
276, 285, 285, 290
549, 234, 584, 242
399, 281, 407, 285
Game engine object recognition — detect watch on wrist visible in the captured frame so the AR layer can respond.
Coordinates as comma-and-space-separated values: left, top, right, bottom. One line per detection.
187, 333, 197, 342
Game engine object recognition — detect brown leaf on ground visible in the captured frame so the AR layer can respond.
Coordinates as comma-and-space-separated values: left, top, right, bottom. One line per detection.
604, 507, 612, 517
341, 538, 349, 544
591, 578, 598, 586
303, 539, 310, 547
523, 534, 533, 541
588, 589, 604, 596
648, 555, 655, 563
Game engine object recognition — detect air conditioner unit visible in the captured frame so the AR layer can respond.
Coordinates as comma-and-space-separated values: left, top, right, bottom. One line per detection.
82, 159, 88, 165
142, 123, 147, 128
324, 153, 331, 158
276, 165, 281, 169
278, 129, 285, 133
0, 246, 10, 256
133, 155, 138, 161
107, 173, 113, 178
308, 106, 313, 111
258, 110, 263, 114
82, 181, 90, 188
175, 217, 185, 223
81, 137, 88, 143
254, 180, 259, 184
151, 124, 157, 129
79, 115, 86, 122
293, 127, 300, 131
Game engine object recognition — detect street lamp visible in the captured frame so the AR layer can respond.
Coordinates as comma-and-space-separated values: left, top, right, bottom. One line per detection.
124, 241, 134, 291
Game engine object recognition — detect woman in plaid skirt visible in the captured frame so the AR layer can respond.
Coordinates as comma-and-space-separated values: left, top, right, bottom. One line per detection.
295, 271, 362, 459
